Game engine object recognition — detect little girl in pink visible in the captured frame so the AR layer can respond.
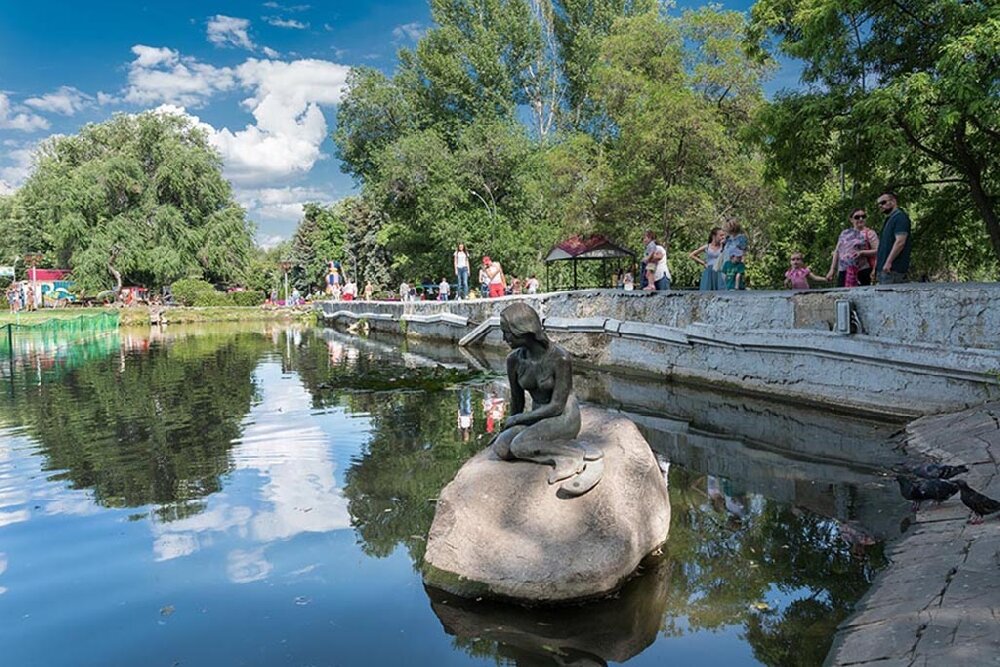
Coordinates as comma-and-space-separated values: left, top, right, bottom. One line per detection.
784, 252, 827, 290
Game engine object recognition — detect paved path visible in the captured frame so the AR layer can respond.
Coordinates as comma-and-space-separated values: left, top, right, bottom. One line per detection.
826, 402, 1000, 666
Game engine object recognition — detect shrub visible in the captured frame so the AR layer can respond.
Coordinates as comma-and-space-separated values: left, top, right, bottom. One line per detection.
230, 290, 265, 307
171, 278, 215, 306
192, 290, 234, 307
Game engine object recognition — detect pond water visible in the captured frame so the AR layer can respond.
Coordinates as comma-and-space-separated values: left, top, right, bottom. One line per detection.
0, 324, 906, 666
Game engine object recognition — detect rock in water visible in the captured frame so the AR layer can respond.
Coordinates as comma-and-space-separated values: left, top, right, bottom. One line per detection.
423, 408, 670, 603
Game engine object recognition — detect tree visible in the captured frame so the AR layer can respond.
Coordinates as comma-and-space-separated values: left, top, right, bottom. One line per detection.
290, 202, 348, 291
588, 9, 778, 287
752, 0, 1000, 271
6, 110, 255, 293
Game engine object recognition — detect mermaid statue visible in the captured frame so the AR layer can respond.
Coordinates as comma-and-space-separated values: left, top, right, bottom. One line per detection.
490, 303, 604, 496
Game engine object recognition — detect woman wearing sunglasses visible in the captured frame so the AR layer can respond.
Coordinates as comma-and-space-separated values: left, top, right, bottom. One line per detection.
826, 208, 879, 287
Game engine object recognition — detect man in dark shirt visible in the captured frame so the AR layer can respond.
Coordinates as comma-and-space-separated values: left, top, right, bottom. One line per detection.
875, 191, 912, 284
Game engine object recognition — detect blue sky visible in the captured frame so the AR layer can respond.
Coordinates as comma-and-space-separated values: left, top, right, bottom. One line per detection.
0, 0, 793, 246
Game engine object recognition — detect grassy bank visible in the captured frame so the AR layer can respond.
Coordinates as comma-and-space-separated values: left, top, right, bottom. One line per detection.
1, 305, 317, 327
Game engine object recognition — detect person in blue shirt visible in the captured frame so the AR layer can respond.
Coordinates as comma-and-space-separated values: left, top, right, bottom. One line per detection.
875, 191, 913, 284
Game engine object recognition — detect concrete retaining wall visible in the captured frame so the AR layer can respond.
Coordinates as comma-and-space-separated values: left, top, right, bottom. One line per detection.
315, 284, 1000, 416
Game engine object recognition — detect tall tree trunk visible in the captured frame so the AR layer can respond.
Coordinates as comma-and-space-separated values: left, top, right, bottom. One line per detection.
108, 246, 123, 297
954, 121, 1000, 263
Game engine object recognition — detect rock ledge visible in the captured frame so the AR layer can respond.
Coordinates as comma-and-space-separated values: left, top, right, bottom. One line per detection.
423, 407, 670, 603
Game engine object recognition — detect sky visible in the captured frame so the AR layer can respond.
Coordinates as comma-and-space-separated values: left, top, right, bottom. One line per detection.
0, 0, 795, 247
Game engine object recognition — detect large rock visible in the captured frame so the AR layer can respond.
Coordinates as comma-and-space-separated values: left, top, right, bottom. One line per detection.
423, 407, 670, 603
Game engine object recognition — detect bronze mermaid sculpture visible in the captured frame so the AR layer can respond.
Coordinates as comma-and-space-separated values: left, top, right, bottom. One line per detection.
490, 303, 603, 495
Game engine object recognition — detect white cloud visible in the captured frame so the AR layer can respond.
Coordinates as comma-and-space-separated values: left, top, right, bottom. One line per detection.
207, 15, 255, 50
211, 58, 349, 182
124, 45, 235, 107
0, 93, 49, 132
0, 144, 37, 191
264, 2, 311, 11
264, 17, 308, 29
392, 22, 424, 41
24, 86, 92, 115
135, 49, 349, 186
257, 234, 285, 249
262, 46, 280, 59
96, 91, 120, 106
236, 185, 335, 224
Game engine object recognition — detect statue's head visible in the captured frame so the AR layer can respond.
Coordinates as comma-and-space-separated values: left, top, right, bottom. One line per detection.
500, 303, 549, 349
500, 303, 549, 347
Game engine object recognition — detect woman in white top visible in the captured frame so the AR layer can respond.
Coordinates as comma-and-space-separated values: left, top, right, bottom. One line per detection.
453, 243, 470, 299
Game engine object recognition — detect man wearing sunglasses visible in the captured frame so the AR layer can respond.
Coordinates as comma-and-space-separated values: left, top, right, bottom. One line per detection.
875, 191, 912, 284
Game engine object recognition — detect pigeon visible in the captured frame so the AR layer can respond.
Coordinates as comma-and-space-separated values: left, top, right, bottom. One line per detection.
953, 480, 1000, 524
909, 463, 969, 480
895, 475, 959, 511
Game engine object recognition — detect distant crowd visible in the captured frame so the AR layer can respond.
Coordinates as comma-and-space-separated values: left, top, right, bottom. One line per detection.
317, 190, 914, 302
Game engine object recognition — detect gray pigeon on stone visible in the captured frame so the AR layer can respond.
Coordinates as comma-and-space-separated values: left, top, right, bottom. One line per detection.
909, 463, 969, 480
895, 475, 958, 511
953, 480, 1000, 524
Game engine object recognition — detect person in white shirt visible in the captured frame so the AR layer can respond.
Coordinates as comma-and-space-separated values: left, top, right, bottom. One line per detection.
453, 243, 470, 299
399, 281, 410, 301
525, 275, 539, 294
438, 277, 450, 301
641, 230, 671, 291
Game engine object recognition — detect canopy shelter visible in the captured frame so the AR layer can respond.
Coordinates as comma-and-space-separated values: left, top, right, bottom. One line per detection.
544, 234, 636, 291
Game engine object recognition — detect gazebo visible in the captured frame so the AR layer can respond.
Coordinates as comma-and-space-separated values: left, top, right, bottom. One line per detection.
544, 234, 636, 291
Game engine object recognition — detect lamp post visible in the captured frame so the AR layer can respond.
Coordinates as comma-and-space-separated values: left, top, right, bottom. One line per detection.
279, 260, 293, 305
23, 252, 43, 311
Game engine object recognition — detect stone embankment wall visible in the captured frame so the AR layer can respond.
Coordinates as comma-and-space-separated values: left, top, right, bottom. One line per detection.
316, 284, 1000, 417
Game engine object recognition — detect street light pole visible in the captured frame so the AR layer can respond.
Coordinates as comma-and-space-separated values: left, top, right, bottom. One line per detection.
279, 260, 293, 305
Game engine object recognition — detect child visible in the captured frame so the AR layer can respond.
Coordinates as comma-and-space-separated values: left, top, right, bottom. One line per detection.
784, 252, 826, 290
722, 249, 747, 290
438, 277, 450, 301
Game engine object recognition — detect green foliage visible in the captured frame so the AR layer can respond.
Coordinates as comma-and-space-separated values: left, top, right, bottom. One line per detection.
325, 3, 780, 288
1, 110, 256, 292
192, 290, 234, 307
290, 202, 348, 292
751, 0, 1000, 276
170, 278, 216, 306
230, 290, 265, 307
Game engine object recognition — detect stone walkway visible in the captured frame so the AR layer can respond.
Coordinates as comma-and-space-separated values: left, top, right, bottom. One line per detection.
826, 402, 1000, 666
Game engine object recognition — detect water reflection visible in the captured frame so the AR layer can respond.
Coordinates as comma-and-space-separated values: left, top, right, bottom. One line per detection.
0, 325, 901, 666
428, 555, 672, 666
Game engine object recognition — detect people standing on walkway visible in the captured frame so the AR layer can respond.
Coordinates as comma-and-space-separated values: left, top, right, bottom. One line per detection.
526, 275, 539, 294
399, 280, 410, 302
484, 256, 506, 298
478, 259, 490, 298
453, 243, 470, 299
784, 251, 826, 289
720, 219, 748, 278
325, 263, 341, 296
342, 279, 357, 301
363, 281, 374, 301
438, 277, 450, 301
689, 227, 726, 291
641, 230, 671, 291
722, 248, 746, 290
827, 209, 879, 287
876, 191, 913, 284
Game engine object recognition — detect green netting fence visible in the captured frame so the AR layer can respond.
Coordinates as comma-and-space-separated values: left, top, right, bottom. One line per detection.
2, 312, 120, 359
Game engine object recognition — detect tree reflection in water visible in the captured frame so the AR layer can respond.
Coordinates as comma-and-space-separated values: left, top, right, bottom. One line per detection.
0, 331, 270, 516
320, 336, 886, 665
0, 327, 888, 665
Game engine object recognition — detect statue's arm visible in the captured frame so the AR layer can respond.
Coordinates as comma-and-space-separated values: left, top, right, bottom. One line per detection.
507, 352, 526, 416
